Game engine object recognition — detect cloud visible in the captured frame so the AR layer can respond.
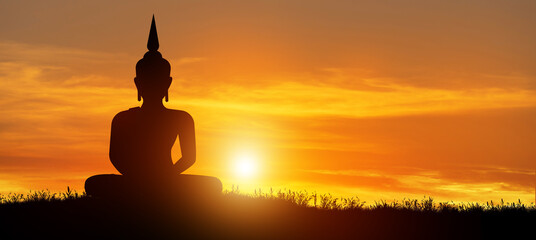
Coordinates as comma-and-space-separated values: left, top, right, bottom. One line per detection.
0, 32, 534, 203
170, 79, 536, 119
299, 167, 534, 202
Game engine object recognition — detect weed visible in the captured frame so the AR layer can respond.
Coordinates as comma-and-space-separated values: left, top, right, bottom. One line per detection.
1, 186, 534, 214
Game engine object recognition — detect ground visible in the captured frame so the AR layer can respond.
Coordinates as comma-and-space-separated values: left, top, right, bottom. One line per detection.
0, 191, 533, 239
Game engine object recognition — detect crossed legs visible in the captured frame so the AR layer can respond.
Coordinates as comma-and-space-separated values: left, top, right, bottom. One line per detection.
85, 174, 222, 198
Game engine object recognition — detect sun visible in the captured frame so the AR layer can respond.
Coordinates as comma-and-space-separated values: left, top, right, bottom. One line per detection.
233, 152, 258, 178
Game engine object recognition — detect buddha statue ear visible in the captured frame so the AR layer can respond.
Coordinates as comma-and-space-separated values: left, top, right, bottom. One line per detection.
134, 77, 141, 101
165, 76, 171, 102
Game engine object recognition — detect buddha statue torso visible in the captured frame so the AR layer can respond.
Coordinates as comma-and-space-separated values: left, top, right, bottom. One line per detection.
109, 107, 192, 178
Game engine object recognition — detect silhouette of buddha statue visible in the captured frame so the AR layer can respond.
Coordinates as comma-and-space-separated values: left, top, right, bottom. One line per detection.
85, 16, 222, 199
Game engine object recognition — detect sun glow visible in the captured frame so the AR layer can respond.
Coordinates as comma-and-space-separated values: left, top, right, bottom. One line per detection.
233, 152, 259, 178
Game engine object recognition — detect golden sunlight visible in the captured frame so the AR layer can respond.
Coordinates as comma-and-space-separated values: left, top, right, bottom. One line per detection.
233, 151, 259, 178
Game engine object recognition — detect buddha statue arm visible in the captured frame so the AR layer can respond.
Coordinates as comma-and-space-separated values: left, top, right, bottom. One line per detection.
109, 113, 129, 175
174, 112, 196, 174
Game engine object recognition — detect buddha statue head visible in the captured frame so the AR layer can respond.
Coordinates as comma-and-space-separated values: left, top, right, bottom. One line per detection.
135, 15, 172, 102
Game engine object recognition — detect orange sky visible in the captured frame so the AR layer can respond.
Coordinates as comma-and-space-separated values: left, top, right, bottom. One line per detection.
0, 0, 535, 203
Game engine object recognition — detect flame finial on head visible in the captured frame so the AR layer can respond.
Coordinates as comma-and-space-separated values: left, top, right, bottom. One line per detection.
136, 15, 170, 80
147, 15, 159, 52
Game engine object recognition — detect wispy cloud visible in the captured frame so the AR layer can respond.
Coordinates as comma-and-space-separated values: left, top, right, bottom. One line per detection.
299, 167, 534, 202
0, 40, 534, 203
172, 80, 536, 118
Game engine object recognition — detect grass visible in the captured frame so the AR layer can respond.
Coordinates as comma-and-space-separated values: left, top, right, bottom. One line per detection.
0, 187, 81, 204
2, 186, 534, 213
1, 187, 534, 239
228, 187, 535, 213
